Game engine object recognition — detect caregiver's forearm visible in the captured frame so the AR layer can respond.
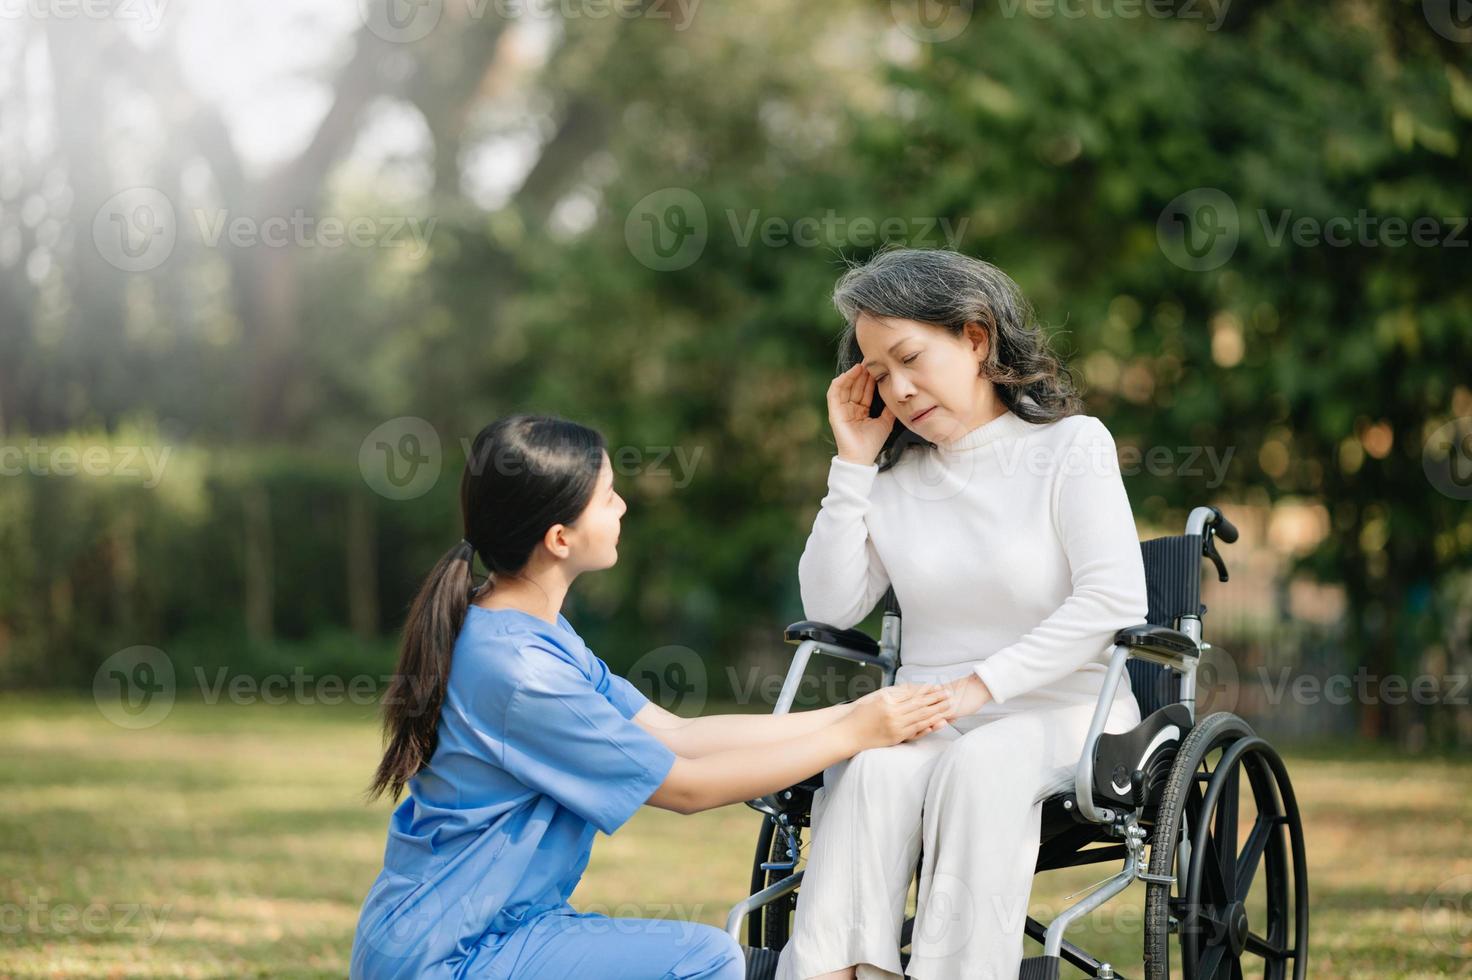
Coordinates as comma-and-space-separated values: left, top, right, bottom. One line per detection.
668, 720, 861, 813
666, 701, 855, 757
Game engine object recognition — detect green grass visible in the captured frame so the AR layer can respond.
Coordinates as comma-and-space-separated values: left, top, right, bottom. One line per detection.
1, 696, 1469, 977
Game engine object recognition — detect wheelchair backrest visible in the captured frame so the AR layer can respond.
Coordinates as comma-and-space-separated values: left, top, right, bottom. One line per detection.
1129, 535, 1208, 715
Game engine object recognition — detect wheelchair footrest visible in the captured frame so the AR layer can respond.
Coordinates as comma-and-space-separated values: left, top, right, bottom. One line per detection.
743, 945, 780, 980
1018, 955, 1061, 980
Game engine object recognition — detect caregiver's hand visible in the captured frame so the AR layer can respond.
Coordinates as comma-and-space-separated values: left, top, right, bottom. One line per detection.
827, 363, 896, 465
844, 683, 953, 750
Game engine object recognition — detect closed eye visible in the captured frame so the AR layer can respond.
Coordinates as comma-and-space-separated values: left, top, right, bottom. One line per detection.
874, 352, 919, 385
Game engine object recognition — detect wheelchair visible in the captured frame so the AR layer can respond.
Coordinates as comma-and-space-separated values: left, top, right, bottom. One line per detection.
727, 506, 1309, 979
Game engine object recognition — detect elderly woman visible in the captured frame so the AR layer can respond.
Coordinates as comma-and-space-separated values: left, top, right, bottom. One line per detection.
776, 248, 1149, 980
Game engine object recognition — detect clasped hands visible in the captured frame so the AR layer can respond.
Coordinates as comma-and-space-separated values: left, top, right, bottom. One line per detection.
850, 673, 993, 745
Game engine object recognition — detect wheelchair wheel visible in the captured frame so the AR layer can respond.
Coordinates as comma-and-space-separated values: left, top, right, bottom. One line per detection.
1143, 712, 1309, 980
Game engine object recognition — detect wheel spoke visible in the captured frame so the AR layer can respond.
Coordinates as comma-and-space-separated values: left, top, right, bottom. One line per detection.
1195, 908, 1232, 936
1214, 763, 1240, 893
1199, 829, 1233, 903
1245, 930, 1288, 960
1197, 941, 1228, 980
1233, 814, 1283, 902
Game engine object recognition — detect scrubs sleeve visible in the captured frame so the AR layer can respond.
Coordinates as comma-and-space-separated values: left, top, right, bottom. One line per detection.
604, 671, 651, 720
501, 651, 678, 835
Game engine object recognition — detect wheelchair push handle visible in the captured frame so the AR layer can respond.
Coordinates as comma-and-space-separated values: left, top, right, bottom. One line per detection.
1208, 506, 1239, 544
1186, 505, 1236, 583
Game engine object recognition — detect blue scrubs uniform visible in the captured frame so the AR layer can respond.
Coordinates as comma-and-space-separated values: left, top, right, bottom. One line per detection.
350, 606, 743, 980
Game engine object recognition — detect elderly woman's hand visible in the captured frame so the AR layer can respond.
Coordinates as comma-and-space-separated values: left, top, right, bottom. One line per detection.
940, 673, 992, 719
843, 683, 952, 749
850, 682, 961, 739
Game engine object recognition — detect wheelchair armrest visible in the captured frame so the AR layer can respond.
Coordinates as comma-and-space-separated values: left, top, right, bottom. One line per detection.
1073, 634, 1200, 825
1113, 623, 1199, 669
784, 621, 881, 659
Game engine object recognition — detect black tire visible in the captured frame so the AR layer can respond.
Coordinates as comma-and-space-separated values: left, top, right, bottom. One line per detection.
1142, 712, 1309, 980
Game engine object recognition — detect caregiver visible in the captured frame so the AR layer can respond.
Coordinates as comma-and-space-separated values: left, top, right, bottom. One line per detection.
775, 247, 1151, 980
350, 413, 956, 980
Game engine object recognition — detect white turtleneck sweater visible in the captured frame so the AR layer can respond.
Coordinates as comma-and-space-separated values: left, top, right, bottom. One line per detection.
798, 406, 1149, 707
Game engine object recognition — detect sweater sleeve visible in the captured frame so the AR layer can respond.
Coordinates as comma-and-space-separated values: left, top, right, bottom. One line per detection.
972, 418, 1148, 704
797, 456, 892, 629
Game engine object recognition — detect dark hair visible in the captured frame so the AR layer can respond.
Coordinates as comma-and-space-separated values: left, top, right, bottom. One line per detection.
367, 414, 607, 802
831, 246, 1082, 470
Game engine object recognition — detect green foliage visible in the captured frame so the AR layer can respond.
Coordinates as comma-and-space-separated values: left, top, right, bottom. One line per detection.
3, 1, 1469, 739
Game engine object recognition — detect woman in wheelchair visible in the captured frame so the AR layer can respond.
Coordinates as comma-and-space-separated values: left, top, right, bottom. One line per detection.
350, 414, 958, 980
774, 248, 1151, 980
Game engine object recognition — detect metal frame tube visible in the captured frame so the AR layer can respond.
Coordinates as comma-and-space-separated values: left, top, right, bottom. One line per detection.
725, 870, 803, 941
774, 640, 818, 715
1072, 643, 1132, 824
1043, 847, 1140, 957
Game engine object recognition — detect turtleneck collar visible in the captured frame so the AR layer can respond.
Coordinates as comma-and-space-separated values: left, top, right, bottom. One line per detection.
935, 396, 1037, 454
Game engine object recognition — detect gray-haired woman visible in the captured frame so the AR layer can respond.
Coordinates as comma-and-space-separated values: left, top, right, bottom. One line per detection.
775, 248, 1150, 980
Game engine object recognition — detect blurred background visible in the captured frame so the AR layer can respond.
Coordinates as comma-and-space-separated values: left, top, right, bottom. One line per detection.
1, 0, 1470, 976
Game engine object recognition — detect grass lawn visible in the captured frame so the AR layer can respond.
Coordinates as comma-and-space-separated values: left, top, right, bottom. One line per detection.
1, 696, 1468, 977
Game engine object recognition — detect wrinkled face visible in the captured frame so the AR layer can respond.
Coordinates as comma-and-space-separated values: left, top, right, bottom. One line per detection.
560, 452, 626, 572
855, 314, 993, 444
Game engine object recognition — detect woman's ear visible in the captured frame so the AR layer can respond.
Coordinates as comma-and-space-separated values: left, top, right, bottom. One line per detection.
963, 321, 989, 360
542, 524, 573, 561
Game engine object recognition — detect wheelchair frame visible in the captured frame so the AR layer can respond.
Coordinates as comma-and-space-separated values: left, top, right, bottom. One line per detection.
726, 506, 1309, 980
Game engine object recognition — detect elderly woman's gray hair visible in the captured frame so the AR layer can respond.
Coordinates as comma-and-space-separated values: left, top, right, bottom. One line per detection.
831, 246, 1082, 470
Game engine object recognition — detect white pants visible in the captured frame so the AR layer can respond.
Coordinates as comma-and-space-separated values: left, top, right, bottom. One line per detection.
774, 686, 1140, 980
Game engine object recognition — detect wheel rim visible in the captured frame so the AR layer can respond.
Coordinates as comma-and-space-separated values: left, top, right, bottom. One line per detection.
1180, 736, 1308, 980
